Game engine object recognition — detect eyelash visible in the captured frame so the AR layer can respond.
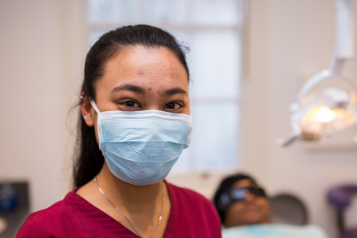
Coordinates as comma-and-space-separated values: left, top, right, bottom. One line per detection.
164, 102, 183, 110
120, 100, 183, 110
121, 101, 141, 108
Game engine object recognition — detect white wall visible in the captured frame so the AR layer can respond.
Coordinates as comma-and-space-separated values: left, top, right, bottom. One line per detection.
0, 0, 86, 212
241, 1, 357, 237
1, 1, 356, 237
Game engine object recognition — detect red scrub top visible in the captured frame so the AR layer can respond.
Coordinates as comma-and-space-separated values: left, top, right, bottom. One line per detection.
16, 181, 222, 238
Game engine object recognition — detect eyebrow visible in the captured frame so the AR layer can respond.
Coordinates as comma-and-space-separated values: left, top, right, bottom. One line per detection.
164, 87, 188, 96
111, 84, 146, 94
111, 84, 187, 96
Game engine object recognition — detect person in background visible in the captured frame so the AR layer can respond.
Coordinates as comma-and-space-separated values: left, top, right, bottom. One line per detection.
16, 25, 221, 238
213, 173, 329, 238
213, 173, 271, 228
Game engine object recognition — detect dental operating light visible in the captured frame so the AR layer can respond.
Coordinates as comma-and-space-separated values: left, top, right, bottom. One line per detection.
278, 0, 357, 146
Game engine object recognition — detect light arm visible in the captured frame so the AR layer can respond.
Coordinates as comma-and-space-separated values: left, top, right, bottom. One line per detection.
330, 0, 354, 75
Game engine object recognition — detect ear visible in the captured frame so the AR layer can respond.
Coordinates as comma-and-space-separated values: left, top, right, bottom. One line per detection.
80, 92, 95, 127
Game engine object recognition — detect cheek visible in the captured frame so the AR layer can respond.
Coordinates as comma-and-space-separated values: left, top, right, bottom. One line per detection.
256, 198, 270, 211
229, 202, 245, 214
184, 102, 191, 115
225, 203, 246, 224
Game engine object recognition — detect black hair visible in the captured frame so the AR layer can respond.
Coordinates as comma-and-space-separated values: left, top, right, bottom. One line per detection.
213, 173, 259, 225
73, 25, 190, 188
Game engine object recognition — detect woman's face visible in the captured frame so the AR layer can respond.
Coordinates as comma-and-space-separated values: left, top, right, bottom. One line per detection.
224, 179, 271, 227
82, 45, 190, 134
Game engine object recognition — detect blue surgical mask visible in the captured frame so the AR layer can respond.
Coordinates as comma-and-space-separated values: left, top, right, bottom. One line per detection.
90, 100, 193, 186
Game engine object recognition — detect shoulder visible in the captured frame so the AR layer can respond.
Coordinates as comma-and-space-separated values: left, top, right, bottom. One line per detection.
166, 182, 221, 220
222, 224, 328, 238
271, 224, 328, 237
170, 183, 220, 217
166, 181, 222, 237
290, 225, 329, 238
167, 181, 211, 204
16, 192, 77, 238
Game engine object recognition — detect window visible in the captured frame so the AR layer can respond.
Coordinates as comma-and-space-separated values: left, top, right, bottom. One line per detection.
87, 0, 246, 174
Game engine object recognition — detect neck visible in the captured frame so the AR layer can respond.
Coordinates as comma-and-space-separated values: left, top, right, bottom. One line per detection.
95, 162, 163, 209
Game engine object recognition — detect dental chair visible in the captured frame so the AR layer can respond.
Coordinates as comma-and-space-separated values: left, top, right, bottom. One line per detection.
328, 185, 357, 238
223, 193, 328, 238
270, 193, 308, 226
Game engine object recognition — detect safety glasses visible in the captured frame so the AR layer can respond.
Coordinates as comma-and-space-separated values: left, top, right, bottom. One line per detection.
220, 186, 267, 208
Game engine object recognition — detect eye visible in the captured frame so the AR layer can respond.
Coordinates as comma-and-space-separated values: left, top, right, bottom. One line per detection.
122, 101, 140, 108
164, 102, 182, 110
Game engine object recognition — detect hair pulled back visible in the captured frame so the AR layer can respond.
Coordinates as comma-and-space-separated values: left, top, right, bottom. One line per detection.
73, 24, 189, 188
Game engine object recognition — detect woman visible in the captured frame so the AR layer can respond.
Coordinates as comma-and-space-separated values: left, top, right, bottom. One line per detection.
213, 174, 328, 238
213, 173, 270, 228
17, 25, 221, 238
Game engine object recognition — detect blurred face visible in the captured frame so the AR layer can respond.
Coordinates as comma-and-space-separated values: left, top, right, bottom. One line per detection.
81, 45, 190, 140
225, 179, 271, 227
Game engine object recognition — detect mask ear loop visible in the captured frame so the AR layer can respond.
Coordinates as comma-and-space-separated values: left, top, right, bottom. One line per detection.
89, 99, 104, 150
89, 99, 101, 114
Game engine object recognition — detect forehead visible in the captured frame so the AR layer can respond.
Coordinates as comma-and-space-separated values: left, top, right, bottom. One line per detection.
108, 45, 180, 68
97, 45, 188, 90
231, 179, 254, 189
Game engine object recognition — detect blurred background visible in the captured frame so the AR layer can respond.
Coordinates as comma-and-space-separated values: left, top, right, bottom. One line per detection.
0, 0, 357, 237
